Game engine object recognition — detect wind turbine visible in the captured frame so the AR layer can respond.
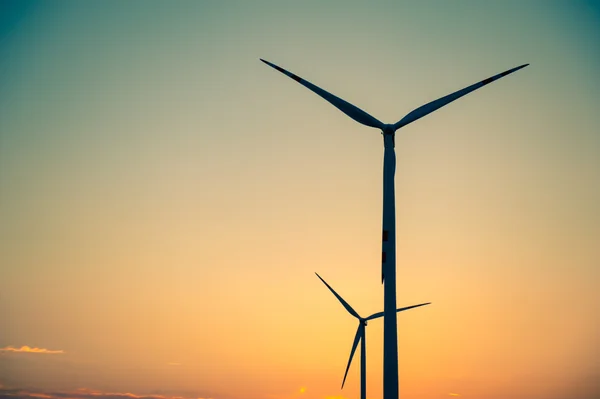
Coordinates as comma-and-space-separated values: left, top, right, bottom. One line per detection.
260, 58, 528, 399
316, 272, 429, 399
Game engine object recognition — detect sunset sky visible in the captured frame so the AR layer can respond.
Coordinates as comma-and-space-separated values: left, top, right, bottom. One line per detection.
1, 1, 599, 399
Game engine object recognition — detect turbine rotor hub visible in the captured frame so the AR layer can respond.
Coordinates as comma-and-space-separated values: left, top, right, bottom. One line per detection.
382, 124, 395, 136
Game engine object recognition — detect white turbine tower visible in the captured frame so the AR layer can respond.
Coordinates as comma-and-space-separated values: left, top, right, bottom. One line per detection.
316, 273, 430, 399
261, 58, 528, 399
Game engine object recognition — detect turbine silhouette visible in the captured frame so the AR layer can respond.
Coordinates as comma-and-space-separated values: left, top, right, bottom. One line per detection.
316, 273, 430, 399
261, 58, 528, 399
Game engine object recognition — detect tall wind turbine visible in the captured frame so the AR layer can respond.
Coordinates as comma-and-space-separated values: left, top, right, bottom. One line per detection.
316, 273, 430, 399
261, 58, 528, 399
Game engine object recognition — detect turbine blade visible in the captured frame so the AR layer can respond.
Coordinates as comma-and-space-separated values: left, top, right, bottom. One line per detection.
260, 59, 385, 130
365, 302, 431, 321
315, 273, 361, 319
342, 324, 362, 389
393, 64, 529, 130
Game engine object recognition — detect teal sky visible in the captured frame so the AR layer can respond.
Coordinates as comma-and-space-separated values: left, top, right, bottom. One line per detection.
1, 2, 599, 399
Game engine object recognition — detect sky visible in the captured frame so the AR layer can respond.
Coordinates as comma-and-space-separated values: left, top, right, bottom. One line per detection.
1, 1, 599, 399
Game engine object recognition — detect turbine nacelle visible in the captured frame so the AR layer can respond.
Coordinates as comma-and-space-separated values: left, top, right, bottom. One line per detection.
381, 125, 396, 147
382, 124, 396, 135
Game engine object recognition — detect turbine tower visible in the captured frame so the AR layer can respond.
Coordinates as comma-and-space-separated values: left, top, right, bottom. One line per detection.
261, 58, 528, 399
316, 273, 430, 399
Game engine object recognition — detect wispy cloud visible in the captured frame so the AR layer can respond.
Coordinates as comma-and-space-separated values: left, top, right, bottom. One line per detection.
449, 394, 461, 397
0, 346, 64, 354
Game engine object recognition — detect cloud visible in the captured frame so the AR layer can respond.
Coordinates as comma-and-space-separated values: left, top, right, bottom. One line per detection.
448, 394, 460, 397
0, 388, 212, 399
0, 346, 64, 354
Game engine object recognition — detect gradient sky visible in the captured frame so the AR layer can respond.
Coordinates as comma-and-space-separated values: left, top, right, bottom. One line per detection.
1, 1, 599, 399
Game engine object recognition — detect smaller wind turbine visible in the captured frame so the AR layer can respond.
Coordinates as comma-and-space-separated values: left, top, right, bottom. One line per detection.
316, 273, 430, 399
